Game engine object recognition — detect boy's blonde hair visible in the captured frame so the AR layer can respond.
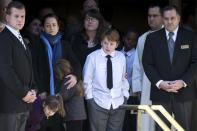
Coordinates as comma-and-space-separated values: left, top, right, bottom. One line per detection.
101, 29, 120, 45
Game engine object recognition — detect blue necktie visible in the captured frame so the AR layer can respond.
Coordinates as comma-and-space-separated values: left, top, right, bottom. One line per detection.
125, 53, 128, 73
168, 32, 175, 63
106, 55, 113, 89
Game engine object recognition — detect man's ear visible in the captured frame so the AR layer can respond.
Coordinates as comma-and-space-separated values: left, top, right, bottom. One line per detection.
178, 15, 181, 22
5, 13, 9, 22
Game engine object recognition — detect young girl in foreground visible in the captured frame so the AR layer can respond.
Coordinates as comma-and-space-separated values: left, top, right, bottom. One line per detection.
26, 94, 65, 131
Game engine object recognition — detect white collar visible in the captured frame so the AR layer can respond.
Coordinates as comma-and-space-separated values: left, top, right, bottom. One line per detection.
101, 48, 116, 58
165, 26, 179, 37
122, 48, 135, 56
5, 25, 20, 38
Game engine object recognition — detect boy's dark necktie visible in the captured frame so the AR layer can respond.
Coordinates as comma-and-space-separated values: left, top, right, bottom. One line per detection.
106, 55, 113, 89
168, 32, 175, 63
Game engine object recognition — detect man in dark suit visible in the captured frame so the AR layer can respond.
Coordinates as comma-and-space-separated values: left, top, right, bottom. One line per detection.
0, 1, 37, 131
142, 5, 197, 131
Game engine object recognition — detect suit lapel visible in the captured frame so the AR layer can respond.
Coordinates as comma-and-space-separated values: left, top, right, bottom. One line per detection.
6, 28, 26, 51
160, 29, 172, 66
5, 28, 32, 65
25, 42, 33, 67
172, 28, 182, 65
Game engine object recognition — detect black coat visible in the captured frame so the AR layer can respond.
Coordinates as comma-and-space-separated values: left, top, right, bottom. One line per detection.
36, 38, 81, 94
71, 33, 101, 67
0, 27, 34, 113
142, 27, 197, 102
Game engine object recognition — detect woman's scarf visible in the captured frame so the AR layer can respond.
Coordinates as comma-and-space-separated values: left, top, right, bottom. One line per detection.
40, 32, 62, 95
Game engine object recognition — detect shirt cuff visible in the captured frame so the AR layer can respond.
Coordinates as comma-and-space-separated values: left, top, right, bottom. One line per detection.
85, 92, 93, 100
156, 80, 163, 89
123, 90, 130, 99
183, 81, 187, 87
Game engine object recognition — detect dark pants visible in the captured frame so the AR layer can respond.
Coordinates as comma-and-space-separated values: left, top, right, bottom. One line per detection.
153, 96, 193, 131
66, 120, 83, 131
0, 112, 29, 131
191, 100, 197, 131
83, 100, 90, 131
122, 96, 140, 131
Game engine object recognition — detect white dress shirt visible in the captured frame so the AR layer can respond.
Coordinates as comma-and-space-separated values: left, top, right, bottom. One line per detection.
165, 27, 178, 42
83, 49, 129, 110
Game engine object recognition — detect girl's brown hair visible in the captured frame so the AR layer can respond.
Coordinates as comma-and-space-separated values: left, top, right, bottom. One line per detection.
54, 59, 84, 97
43, 94, 65, 117
54, 59, 73, 83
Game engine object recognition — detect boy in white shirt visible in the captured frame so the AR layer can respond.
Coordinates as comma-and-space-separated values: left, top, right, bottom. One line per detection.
83, 29, 129, 131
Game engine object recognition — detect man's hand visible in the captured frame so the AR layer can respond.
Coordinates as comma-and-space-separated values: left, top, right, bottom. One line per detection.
168, 80, 185, 92
22, 90, 37, 103
65, 74, 77, 89
159, 81, 177, 92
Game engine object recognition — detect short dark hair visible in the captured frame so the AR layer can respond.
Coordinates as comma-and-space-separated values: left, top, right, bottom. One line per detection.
6, 1, 25, 15
148, 4, 162, 15
42, 13, 59, 26
84, 9, 103, 22
162, 5, 180, 16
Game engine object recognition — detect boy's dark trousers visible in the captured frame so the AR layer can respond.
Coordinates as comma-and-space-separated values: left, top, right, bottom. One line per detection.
122, 96, 140, 131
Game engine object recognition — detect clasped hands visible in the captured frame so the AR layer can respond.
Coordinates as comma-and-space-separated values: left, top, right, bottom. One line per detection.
159, 80, 185, 93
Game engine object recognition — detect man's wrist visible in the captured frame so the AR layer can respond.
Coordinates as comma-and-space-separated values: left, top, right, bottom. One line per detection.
156, 80, 163, 89
182, 80, 187, 88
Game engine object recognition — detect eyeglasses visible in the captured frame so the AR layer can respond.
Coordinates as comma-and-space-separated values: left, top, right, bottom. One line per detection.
85, 17, 98, 22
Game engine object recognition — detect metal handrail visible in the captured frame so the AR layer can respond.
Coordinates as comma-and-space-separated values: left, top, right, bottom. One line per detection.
120, 104, 185, 131
151, 105, 184, 131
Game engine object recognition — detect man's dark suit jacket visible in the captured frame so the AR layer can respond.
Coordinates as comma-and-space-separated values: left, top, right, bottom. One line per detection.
0, 27, 34, 113
142, 27, 197, 102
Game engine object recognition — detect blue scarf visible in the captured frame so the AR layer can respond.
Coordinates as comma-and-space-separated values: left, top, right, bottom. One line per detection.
40, 32, 62, 95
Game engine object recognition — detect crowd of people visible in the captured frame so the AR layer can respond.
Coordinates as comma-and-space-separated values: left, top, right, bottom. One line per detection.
0, 0, 196, 131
